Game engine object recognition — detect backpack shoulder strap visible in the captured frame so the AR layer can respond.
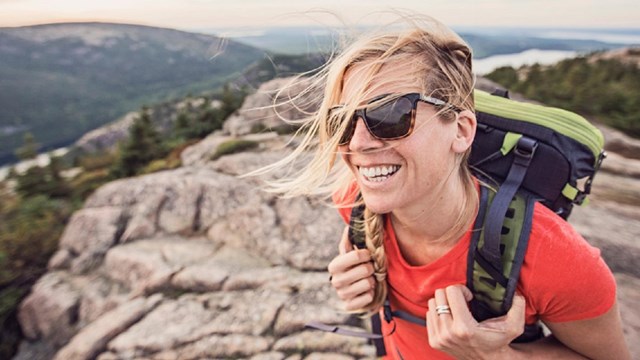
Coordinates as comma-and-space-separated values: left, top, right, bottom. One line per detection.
468, 184, 543, 342
467, 184, 534, 319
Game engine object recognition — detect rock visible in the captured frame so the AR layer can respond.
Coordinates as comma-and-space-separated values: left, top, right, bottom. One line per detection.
74, 112, 137, 153
198, 289, 289, 336
223, 77, 319, 137
107, 296, 213, 356
615, 273, 640, 358
54, 207, 125, 274
273, 289, 353, 336
275, 197, 343, 270
600, 151, 640, 178
18, 272, 81, 346
599, 124, 640, 160
171, 245, 271, 292
303, 353, 355, 360
151, 334, 273, 359
272, 330, 375, 357
103, 237, 215, 293
77, 275, 128, 325
249, 352, 286, 360
181, 131, 279, 167
53, 294, 163, 360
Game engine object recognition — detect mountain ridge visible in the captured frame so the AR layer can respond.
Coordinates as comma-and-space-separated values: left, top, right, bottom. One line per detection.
0, 22, 267, 164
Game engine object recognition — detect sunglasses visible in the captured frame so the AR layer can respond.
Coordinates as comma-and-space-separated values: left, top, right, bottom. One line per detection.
329, 93, 462, 146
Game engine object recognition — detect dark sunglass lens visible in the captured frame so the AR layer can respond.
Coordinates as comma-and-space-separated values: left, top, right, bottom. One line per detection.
329, 107, 356, 145
339, 117, 355, 145
365, 97, 413, 139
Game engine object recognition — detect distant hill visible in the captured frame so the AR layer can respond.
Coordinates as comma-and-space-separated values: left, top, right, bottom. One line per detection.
0, 22, 266, 164
459, 33, 624, 59
485, 47, 640, 138
225, 26, 626, 58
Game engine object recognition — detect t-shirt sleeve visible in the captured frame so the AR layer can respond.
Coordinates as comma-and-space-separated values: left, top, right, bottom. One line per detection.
524, 204, 616, 323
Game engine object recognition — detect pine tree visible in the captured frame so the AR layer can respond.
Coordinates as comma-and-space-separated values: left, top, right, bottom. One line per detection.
110, 107, 165, 178
14, 133, 39, 161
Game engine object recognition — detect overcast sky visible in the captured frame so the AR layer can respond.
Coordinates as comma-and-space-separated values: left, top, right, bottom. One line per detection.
1, 0, 639, 30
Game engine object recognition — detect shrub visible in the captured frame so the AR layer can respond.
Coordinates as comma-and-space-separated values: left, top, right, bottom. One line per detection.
210, 139, 259, 160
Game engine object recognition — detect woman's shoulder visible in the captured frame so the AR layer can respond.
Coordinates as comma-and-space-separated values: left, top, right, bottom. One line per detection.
521, 202, 616, 323
525, 202, 605, 266
528, 203, 594, 252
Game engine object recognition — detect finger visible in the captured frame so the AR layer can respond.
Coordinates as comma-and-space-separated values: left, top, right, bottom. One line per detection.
331, 261, 374, 289
445, 285, 476, 324
426, 297, 438, 344
344, 290, 374, 311
336, 277, 375, 301
434, 288, 452, 315
477, 295, 526, 334
327, 249, 371, 275
338, 226, 352, 255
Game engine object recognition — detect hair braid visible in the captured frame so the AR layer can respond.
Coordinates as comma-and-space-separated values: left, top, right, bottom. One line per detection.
361, 207, 388, 314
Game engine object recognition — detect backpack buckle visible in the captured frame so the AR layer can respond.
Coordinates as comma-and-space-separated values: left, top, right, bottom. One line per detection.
513, 137, 538, 167
383, 301, 393, 322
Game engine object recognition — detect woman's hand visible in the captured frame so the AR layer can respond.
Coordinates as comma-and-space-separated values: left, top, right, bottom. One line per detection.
427, 284, 526, 360
327, 227, 376, 311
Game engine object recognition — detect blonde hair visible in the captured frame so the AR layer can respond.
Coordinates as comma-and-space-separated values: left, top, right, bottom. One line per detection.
253, 16, 478, 314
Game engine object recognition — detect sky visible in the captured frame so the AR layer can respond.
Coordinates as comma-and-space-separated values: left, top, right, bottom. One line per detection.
1, 0, 639, 31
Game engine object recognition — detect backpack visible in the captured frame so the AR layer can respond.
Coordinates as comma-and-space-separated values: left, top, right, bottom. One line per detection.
307, 89, 607, 354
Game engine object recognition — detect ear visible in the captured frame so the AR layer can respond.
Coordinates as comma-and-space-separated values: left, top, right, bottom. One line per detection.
451, 110, 476, 154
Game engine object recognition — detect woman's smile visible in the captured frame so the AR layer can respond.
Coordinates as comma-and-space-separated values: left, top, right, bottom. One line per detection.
358, 164, 401, 182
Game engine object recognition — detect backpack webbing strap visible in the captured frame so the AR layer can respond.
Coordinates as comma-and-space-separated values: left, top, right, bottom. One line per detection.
370, 313, 386, 355
304, 321, 383, 339
468, 185, 535, 317
479, 136, 537, 279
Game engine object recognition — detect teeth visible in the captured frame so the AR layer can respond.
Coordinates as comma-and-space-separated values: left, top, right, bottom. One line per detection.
358, 165, 400, 181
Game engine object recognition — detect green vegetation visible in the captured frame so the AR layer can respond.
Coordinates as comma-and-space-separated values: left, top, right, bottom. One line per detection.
485, 56, 640, 138
211, 139, 259, 161
0, 23, 265, 165
0, 149, 75, 358
110, 107, 167, 178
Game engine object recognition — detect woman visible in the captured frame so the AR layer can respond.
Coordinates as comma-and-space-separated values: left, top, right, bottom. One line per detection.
261, 17, 630, 360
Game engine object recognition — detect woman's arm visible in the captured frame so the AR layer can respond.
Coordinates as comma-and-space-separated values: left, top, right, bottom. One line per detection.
510, 300, 631, 360
428, 285, 631, 360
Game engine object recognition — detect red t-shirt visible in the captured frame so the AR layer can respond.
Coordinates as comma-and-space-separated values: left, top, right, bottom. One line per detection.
334, 183, 616, 360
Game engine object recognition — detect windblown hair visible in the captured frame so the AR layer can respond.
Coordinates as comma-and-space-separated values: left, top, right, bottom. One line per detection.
252, 16, 478, 315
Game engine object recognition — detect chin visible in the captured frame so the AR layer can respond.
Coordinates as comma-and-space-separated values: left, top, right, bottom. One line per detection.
360, 194, 394, 215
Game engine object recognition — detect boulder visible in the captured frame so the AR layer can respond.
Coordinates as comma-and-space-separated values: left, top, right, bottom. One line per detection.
18, 272, 81, 346
53, 294, 163, 360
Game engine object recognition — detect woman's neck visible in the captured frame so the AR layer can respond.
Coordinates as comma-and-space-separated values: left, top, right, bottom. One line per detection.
390, 173, 471, 247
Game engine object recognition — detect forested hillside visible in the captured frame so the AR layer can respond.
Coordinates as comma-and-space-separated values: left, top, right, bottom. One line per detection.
0, 22, 266, 164
486, 48, 640, 137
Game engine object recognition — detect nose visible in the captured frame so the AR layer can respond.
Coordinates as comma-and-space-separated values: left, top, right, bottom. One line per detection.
348, 117, 385, 152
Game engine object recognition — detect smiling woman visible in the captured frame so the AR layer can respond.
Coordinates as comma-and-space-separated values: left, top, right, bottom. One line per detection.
251, 14, 631, 360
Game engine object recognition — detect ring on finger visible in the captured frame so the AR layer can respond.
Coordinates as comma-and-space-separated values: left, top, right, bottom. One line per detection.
435, 305, 451, 316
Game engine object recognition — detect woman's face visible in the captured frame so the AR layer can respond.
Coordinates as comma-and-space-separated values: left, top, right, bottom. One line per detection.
338, 60, 470, 215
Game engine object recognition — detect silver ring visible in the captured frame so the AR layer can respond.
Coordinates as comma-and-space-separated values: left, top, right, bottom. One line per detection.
435, 305, 451, 315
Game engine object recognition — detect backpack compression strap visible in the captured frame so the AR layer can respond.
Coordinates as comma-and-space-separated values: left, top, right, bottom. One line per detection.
478, 136, 538, 279
469, 185, 543, 343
